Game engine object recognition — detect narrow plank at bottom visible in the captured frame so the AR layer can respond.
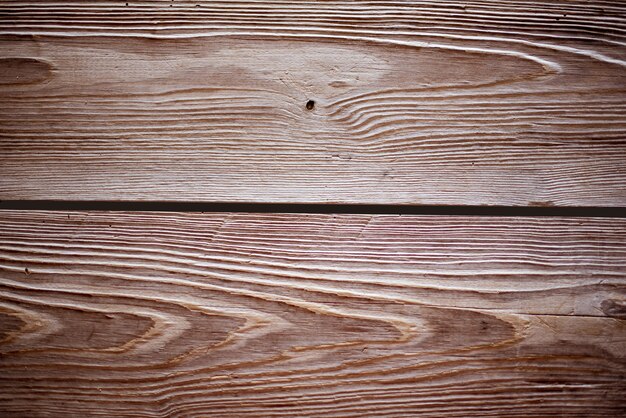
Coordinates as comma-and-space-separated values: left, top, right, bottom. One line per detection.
0, 211, 624, 417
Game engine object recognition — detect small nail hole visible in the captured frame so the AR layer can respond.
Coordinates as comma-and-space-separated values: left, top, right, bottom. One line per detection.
305, 100, 315, 110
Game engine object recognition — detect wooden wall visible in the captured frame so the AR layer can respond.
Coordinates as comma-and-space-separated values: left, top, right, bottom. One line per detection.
0, 1, 625, 416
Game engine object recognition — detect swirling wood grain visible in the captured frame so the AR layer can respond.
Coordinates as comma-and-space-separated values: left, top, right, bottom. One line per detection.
0, 211, 624, 416
0, 1, 625, 205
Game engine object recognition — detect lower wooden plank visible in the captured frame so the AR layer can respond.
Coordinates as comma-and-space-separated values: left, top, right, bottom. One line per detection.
0, 211, 624, 417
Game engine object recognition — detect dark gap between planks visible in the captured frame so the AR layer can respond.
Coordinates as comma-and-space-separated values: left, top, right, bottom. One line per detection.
0, 201, 624, 217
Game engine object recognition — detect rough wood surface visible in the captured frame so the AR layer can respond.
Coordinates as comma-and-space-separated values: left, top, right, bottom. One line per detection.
1, 1, 626, 205
0, 211, 624, 417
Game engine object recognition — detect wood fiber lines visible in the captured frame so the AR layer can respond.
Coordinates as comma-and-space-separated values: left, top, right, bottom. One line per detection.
0, 211, 624, 416
1, 1, 626, 205
1, 2, 625, 416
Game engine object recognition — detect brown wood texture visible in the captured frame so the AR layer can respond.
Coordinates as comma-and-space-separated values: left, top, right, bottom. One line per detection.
0, 211, 624, 416
1, 1, 626, 205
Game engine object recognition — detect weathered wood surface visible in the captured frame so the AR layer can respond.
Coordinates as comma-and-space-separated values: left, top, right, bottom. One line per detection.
0, 211, 624, 416
1, 1, 626, 205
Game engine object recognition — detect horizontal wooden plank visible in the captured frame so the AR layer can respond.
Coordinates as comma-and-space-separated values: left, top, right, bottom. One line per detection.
1, 1, 626, 205
0, 211, 624, 416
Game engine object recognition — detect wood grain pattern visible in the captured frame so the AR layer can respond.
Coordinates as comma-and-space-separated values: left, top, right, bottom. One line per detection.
1, 1, 626, 205
0, 211, 624, 416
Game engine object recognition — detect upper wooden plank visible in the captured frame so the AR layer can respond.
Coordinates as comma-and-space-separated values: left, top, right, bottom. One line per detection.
0, 1, 625, 205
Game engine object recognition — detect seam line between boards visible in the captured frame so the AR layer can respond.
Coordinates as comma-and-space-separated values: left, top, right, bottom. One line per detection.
0, 201, 624, 218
